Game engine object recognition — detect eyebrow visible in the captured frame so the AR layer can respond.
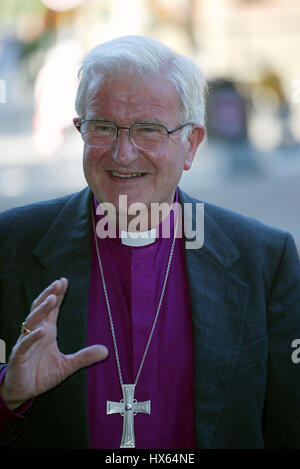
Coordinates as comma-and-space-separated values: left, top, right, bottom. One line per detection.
85, 117, 166, 126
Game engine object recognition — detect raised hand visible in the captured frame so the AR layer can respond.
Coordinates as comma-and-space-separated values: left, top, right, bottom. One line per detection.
0, 278, 108, 410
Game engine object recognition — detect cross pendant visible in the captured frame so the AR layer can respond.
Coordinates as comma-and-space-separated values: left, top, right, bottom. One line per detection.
107, 384, 151, 448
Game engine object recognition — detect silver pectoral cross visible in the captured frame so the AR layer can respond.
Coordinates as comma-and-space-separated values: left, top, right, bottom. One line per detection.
106, 384, 151, 448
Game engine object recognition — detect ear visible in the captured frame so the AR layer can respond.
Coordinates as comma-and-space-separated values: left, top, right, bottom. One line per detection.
183, 125, 205, 170
73, 117, 81, 133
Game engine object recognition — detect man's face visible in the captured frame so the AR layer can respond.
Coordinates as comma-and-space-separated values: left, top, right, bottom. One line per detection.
75, 71, 204, 215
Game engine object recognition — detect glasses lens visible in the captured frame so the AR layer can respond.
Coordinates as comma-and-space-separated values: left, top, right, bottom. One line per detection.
81, 121, 116, 148
132, 124, 168, 150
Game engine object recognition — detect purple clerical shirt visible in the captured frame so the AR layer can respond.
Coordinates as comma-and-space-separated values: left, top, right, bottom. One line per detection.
0, 189, 196, 449
87, 191, 196, 448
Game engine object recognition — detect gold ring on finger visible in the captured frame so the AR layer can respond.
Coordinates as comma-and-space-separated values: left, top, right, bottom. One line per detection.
21, 322, 31, 335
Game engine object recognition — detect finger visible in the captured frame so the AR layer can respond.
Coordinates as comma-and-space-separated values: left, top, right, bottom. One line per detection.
25, 294, 57, 330
26, 278, 68, 328
14, 327, 45, 356
31, 278, 68, 312
53, 277, 69, 310
30, 280, 59, 311
66, 345, 109, 375
46, 278, 69, 325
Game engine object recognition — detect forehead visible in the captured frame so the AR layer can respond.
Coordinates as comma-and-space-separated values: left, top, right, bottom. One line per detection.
84, 71, 181, 122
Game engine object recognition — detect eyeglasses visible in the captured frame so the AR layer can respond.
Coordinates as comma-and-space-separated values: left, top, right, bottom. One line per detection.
76, 119, 192, 152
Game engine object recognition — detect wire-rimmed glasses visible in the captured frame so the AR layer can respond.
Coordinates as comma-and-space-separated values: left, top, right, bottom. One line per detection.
76, 120, 193, 151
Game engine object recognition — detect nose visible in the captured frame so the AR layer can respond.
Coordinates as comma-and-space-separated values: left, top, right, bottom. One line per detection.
111, 128, 139, 167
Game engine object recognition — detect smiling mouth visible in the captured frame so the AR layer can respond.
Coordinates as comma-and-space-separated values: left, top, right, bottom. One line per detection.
110, 171, 145, 179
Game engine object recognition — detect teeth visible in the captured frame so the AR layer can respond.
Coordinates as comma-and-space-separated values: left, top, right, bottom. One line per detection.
111, 171, 143, 178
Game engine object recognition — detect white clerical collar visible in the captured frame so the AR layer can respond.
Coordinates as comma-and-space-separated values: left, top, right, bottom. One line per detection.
120, 227, 157, 247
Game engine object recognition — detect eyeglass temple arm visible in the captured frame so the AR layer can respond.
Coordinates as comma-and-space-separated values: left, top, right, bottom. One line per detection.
168, 123, 193, 135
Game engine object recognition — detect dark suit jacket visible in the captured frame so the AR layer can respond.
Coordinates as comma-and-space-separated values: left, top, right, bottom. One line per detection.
0, 187, 299, 448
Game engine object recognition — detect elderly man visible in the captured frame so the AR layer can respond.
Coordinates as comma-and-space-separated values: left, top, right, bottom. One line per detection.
0, 36, 299, 450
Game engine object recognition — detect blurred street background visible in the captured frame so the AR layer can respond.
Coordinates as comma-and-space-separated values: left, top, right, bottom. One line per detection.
0, 0, 299, 251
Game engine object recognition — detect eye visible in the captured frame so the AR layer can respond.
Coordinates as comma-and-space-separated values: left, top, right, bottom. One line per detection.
134, 125, 166, 139
93, 123, 114, 132
141, 126, 157, 133
99, 125, 112, 131
84, 122, 115, 134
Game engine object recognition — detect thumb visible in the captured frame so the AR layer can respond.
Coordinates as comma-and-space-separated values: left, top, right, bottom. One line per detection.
66, 345, 109, 374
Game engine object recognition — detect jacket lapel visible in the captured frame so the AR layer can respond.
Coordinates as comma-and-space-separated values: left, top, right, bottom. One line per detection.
24, 187, 92, 448
179, 188, 250, 448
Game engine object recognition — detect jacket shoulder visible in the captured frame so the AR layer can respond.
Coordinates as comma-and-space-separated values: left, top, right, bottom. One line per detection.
0, 192, 78, 255
178, 187, 298, 261
180, 188, 289, 240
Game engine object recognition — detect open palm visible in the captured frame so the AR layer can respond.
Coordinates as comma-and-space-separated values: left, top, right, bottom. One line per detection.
0, 278, 108, 410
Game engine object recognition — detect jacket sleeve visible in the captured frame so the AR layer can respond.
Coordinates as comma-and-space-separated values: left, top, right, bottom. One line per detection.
0, 365, 33, 446
263, 232, 300, 448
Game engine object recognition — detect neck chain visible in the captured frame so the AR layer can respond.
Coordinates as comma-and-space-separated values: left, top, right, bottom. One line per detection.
91, 202, 178, 448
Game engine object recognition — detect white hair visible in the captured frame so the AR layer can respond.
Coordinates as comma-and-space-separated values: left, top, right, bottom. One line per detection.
75, 35, 207, 136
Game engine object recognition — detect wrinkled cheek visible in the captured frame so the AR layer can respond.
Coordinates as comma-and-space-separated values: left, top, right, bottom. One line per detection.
83, 148, 103, 175
83, 148, 98, 166
82, 152, 102, 189
82, 154, 92, 181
